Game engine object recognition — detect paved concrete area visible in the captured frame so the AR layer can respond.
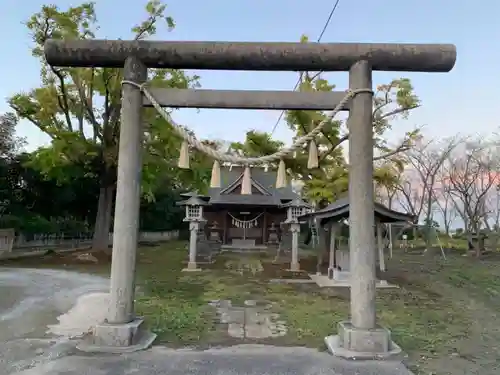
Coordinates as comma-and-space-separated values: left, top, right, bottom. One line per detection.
13, 345, 414, 375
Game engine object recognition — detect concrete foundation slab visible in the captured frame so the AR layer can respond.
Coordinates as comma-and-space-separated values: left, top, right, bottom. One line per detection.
13, 344, 416, 375
220, 244, 268, 253
269, 278, 316, 284
77, 317, 156, 354
182, 262, 202, 272
309, 274, 398, 289
325, 321, 403, 360
182, 268, 202, 272
231, 239, 256, 247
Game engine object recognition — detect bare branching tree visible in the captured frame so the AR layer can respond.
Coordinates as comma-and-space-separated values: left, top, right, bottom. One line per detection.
432, 173, 457, 235
483, 185, 500, 231
444, 138, 500, 256
393, 171, 424, 221
390, 136, 460, 248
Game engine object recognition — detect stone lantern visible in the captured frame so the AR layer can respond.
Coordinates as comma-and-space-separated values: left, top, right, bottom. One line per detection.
180, 195, 207, 271
281, 197, 312, 271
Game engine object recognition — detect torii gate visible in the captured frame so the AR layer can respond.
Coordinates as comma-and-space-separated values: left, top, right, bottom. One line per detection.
44, 40, 456, 357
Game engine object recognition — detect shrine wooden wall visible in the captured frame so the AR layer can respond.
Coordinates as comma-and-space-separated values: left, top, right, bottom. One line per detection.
203, 208, 286, 245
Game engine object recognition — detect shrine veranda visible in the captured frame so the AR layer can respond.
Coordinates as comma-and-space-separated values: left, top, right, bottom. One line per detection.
44, 39, 456, 358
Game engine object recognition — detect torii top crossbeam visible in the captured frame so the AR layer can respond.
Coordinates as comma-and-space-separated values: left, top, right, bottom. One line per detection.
44, 40, 456, 72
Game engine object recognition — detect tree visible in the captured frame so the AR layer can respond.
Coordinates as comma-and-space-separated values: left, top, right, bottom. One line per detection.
444, 137, 500, 256
228, 46, 421, 209
0, 112, 25, 216
0, 112, 24, 160
9, 1, 198, 253
0, 151, 99, 232
374, 160, 404, 208
1, 147, 185, 235
282, 57, 420, 207
433, 178, 457, 235
483, 184, 500, 233
392, 137, 459, 246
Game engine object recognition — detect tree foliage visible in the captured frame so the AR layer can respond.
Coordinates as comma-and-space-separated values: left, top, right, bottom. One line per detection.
0, 112, 24, 160
231, 36, 421, 208
0, 152, 184, 235
8, 1, 200, 252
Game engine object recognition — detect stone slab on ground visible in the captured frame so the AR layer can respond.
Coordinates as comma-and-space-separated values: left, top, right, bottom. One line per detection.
209, 300, 287, 339
224, 258, 264, 275
13, 344, 414, 375
310, 274, 398, 289
269, 278, 316, 284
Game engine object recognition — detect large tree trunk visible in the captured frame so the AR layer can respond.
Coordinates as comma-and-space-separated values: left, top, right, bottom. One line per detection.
443, 219, 450, 236
472, 221, 481, 258
92, 184, 115, 254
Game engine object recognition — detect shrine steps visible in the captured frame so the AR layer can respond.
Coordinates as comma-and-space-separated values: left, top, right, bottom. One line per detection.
220, 244, 269, 253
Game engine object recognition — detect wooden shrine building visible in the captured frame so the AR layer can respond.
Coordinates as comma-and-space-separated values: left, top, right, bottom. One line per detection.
179, 166, 300, 249
303, 196, 415, 226
301, 196, 415, 283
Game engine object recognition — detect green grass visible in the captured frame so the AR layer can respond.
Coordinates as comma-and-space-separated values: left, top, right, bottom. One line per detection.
129, 242, 475, 361
4, 240, 500, 373
403, 237, 469, 252
133, 242, 214, 344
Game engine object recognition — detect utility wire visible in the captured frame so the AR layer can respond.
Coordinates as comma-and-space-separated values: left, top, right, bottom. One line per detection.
270, 0, 342, 136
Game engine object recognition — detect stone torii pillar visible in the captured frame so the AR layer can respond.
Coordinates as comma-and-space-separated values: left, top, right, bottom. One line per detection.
44, 39, 456, 356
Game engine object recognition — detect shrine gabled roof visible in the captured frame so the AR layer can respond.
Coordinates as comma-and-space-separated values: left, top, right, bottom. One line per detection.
176, 195, 208, 206
219, 172, 272, 196
207, 166, 299, 206
209, 194, 281, 206
300, 196, 415, 224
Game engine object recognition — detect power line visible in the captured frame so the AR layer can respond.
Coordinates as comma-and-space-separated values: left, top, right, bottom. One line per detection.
270, 0, 342, 136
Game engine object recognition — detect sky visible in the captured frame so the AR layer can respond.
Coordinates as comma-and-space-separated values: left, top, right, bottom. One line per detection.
2, 0, 499, 153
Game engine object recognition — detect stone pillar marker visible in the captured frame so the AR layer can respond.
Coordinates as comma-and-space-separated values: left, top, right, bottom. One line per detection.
78, 56, 157, 353
0, 228, 15, 254
185, 221, 201, 271
289, 223, 300, 271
